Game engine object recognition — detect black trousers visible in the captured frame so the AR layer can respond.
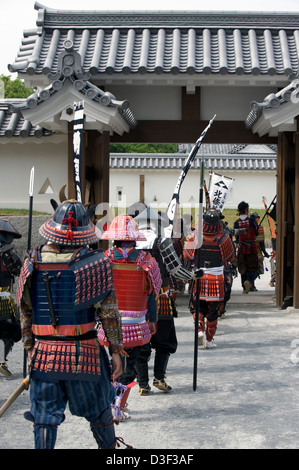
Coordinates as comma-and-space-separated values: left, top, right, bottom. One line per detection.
135, 317, 178, 386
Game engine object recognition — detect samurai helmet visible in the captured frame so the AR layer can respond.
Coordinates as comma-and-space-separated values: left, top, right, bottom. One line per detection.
0, 218, 22, 238
39, 199, 101, 246
101, 215, 146, 241
203, 208, 222, 234
0, 218, 22, 246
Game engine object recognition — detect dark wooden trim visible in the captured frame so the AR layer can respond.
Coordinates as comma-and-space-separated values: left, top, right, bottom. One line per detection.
111, 120, 277, 144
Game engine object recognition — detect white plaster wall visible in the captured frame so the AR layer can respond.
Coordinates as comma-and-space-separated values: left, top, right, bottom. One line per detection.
0, 138, 276, 216
200, 86, 276, 121
0, 137, 68, 214
110, 168, 276, 212
106, 84, 276, 122
108, 85, 182, 120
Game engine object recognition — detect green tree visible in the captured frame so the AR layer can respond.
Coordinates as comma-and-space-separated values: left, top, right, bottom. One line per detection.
110, 143, 178, 153
0, 74, 35, 98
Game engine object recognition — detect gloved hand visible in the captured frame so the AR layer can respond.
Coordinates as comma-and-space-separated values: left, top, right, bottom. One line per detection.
192, 268, 204, 279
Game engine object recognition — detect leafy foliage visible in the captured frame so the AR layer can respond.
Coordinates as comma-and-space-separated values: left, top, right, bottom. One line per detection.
110, 143, 178, 153
0, 75, 35, 98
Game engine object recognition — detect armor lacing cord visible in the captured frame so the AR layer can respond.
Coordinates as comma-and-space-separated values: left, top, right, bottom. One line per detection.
61, 211, 78, 241
116, 436, 134, 449
90, 407, 118, 449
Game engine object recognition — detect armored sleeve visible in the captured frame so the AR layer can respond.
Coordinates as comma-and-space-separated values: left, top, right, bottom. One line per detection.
97, 288, 123, 354
218, 234, 236, 264
18, 276, 34, 351
147, 292, 158, 323
159, 237, 197, 280
1, 244, 22, 277
16, 257, 35, 350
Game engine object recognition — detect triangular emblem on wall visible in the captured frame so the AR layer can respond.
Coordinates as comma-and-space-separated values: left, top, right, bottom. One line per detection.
38, 177, 54, 194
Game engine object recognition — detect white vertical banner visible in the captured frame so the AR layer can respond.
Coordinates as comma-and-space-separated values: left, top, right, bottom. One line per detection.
209, 173, 233, 211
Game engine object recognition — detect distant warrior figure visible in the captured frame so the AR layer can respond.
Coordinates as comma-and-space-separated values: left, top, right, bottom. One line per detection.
234, 201, 259, 294
184, 209, 235, 348
134, 213, 178, 395
98, 215, 162, 420
0, 218, 22, 376
16, 200, 125, 449
249, 212, 270, 291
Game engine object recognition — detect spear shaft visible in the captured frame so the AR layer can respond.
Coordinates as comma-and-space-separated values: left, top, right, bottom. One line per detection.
23, 166, 34, 378
0, 376, 30, 418
193, 152, 205, 391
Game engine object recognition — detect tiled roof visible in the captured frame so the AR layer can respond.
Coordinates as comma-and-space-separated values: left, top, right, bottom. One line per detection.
110, 144, 277, 171
8, 42, 137, 131
245, 70, 299, 130
0, 100, 52, 138
8, 4, 299, 77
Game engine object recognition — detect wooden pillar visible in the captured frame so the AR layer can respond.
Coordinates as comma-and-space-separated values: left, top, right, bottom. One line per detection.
181, 87, 201, 120
276, 132, 295, 307
85, 130, 110, 206
276, 133, 284, 306
294, 129, 299, 308
85, 130, 110, 249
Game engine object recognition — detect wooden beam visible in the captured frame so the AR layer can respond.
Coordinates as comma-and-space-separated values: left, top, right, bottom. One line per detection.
111, 120, 277, 144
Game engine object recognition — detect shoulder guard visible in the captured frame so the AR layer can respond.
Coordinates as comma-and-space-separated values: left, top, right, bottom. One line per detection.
69, 248, 113, 308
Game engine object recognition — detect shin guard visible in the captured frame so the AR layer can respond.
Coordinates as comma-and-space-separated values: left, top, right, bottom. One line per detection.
90, 407, 116, 449
206, 319, 218, 342
193, 312, 205, 333
34, 424, 57, 449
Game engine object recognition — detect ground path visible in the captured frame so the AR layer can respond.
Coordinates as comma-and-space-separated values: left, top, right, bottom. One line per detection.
1, 260, 299, 450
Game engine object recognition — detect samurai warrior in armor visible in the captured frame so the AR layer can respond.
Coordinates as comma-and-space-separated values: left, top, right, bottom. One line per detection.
16, 200, 125, 449
133, 208, 178, 395
98, 215, 162, 421
234, 201, 259, 294
184, 209, 235, 348
0, 218, 22, 376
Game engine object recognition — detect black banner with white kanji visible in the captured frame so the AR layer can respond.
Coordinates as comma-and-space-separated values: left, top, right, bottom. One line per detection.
72, 101, 84, 203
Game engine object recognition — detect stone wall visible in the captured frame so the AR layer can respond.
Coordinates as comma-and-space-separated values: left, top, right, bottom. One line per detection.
4, 216, 50, 260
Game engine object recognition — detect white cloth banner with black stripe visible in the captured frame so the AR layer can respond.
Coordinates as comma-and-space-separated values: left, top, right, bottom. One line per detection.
73, 101, 84, 203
